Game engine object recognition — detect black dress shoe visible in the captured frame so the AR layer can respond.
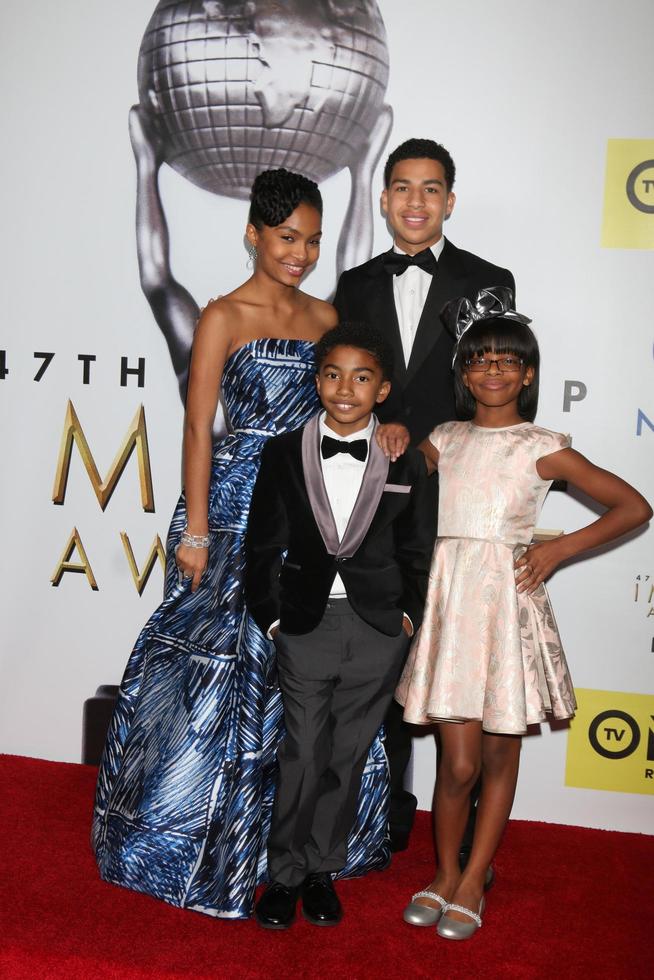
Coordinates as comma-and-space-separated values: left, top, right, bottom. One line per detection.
255, 882, 298, 929
301, 872, 342, 926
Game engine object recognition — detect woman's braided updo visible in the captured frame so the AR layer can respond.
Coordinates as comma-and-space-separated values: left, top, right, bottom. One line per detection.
248, 168, 323, 229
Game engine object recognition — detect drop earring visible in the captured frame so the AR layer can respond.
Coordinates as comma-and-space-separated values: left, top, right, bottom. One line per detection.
246, 242, 257, 269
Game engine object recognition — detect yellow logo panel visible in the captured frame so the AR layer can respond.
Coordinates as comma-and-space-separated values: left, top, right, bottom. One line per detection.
601, 139, 654, 249
565, 689, 654, 796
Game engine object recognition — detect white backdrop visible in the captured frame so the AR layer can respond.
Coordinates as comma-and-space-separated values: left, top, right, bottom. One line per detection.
1, 0, 652, 833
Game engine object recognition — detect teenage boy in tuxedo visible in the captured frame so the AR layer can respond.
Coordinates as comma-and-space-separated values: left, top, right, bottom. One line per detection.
245, 322, 431, 929
334, 138, 515, 855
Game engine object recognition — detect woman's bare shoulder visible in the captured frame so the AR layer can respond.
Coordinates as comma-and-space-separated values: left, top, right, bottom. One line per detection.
302, 294, 338, 329
193, 298, 240, 357
200, 291, 242, 316
199, 292, 252, 332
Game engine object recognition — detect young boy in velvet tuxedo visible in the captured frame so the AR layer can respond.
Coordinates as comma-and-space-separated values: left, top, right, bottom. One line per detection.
245, 323, 431, 929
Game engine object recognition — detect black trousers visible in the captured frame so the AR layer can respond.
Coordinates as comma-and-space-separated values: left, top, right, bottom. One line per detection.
269, 599, 409, 887
384, 696, 419, 847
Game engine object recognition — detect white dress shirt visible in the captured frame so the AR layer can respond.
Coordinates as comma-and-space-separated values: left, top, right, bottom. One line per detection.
319, 413, 374, 596
392, 237, 445, 367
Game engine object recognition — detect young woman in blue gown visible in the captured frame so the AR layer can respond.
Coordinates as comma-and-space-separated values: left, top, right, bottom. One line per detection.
92, 169, 393, 918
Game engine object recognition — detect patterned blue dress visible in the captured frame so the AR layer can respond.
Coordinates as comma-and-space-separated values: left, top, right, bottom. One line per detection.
92, 338, 390, 918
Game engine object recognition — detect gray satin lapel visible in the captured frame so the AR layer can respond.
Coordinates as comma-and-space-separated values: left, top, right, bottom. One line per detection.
338, 419, 389, 557
301, 416, 340, 555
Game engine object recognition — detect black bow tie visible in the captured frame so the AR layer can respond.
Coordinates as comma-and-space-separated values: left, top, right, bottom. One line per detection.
321, 434, 368, 462
383, 248, 438, 277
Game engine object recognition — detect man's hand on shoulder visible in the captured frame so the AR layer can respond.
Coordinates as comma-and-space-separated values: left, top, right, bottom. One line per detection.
376, 423, 410, 462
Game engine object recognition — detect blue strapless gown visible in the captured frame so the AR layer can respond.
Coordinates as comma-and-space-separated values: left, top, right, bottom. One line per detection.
92, 338, 390, 918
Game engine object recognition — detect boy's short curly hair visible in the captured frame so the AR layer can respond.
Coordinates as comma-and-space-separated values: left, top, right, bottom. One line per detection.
384, 138, 456, 192
248, 168, 323, 229
315, 322, 394, 382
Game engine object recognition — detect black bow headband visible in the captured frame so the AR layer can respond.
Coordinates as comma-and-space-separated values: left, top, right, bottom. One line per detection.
441, 286, 532, 366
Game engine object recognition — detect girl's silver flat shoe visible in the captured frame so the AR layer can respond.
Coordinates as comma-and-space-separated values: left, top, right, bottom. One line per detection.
437, 896, 485, 940
403, 890, 447, 926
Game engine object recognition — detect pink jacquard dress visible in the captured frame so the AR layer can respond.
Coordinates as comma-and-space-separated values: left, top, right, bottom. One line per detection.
395, 420, 577, 735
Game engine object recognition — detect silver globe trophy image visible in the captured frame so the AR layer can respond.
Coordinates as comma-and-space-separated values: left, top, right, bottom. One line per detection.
132, 0, 393, 425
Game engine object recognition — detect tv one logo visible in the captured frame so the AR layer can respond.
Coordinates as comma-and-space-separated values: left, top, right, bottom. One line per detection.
626, 159, 654, 214
601, 139, 654, 249
588, 709, 654, 774
565, 689, 654, 796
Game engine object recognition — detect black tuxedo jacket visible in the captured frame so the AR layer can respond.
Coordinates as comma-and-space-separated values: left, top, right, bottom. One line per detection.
334, 238, 515, 444
245, 415, 432, 637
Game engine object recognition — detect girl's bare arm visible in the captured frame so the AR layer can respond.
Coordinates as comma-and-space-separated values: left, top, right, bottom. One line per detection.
515, 448, 652, 593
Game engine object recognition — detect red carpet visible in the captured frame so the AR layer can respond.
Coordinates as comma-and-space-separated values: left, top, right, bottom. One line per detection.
1, 754, 651, 980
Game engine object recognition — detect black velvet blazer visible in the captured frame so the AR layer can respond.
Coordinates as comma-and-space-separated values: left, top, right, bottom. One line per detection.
245, 415, 432, 637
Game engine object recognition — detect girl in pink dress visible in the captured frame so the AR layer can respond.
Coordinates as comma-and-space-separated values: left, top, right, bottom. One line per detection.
395, 287, 651, 940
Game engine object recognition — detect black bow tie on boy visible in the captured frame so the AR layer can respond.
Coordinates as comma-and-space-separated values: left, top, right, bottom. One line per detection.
382, 247, 438, 277
320, 434, 368, 462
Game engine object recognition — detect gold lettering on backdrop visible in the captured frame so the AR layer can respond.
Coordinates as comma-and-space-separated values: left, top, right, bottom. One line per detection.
51, 527, 99, 590
52, 401, 155, 512
120, 532, 166, 595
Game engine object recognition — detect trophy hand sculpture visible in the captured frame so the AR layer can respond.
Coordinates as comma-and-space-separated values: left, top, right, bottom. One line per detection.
129, 104, 226, 437
131, 0, 392, 434
336, 103, 394, 281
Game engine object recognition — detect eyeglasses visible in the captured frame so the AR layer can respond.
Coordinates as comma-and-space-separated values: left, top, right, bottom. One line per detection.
464, 356, 524, 373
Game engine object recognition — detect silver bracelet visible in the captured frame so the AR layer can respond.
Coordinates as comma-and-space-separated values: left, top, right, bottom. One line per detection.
180, 529, 210, 549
